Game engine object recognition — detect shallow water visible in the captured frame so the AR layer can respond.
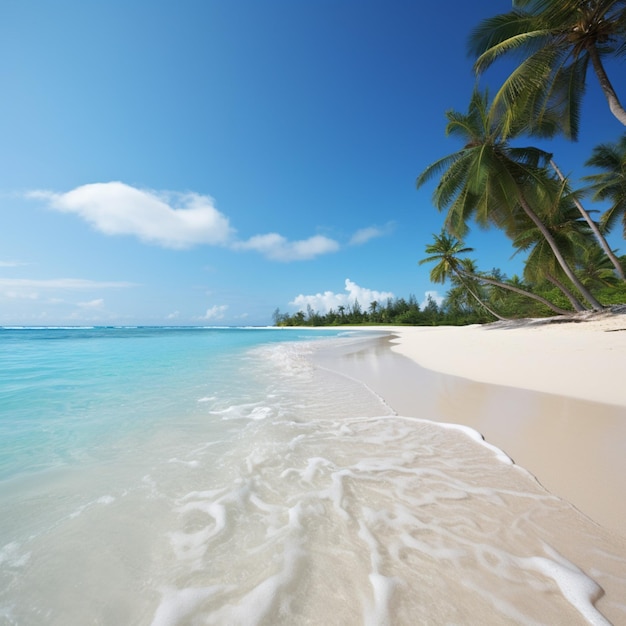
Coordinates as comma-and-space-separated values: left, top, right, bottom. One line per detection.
1, 328, 625, 625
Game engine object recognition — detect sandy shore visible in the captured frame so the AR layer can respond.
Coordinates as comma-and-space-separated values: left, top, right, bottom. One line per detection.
313, 309, 626, 536
389, 310, 626, 408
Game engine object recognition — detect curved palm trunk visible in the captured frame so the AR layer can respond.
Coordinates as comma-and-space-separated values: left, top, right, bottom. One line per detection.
550, 159, 626, 281
460, 269, 571, 316
454, 270, 506, 320
587, 44, 626, 126
545, 274, 586, 312
517, 195, 605, 310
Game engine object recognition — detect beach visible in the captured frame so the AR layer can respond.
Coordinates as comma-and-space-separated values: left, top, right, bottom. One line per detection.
2, 325, 626, 624
313, 310, 626, 537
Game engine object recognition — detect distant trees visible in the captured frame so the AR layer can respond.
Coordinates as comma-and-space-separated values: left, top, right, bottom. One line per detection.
273, 295, 432, 327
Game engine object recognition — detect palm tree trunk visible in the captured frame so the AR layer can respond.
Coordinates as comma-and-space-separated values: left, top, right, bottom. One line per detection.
517, 194, 605, 310
545, 274, 586, 312
587, 44, 626, 126
455, 270, 507, 320
550, 159, 626, 281
460, 269, 571, 316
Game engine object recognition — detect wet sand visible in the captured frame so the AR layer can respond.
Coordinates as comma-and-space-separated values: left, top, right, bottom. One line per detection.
312, 312, 626, 537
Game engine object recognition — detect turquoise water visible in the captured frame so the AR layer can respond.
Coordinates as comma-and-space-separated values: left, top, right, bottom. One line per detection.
0, 327, 344, 480
1, 327, 625, 625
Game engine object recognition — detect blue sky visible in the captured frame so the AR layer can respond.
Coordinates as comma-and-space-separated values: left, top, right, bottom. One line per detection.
1, 1, 624, 326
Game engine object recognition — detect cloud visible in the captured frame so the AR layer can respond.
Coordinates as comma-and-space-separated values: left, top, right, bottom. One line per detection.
200, 304, 229, 321
233, 233, 339, 262
420, 290, 444, 308
349, 222, 395, 246
0, 260, 27, 268
30, 182, 234, 249
29, 182, 341, 261
290, 279, 394, 314
166, 311, 180, 320
77, 298, 104, 308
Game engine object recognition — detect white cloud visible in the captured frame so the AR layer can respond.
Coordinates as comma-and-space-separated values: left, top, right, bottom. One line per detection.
200, 304, 229, 321
29, 182, 341, 261
166, 311, 180, 320
30, 182, 234, 249
420, 290, 444, 309
349, 222, 394, 246
290, 279, 394, 314
77, 298, 104, 309
234, 233, 339, 262
0, 260, 27, 267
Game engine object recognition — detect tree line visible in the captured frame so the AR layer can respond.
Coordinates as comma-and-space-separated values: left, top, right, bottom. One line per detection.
273, 266, 626, 327
273, 296, 439, 326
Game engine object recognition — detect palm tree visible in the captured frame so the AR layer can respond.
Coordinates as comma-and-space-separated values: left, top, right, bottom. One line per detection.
444, 280, 489, 322
420, 232, 571, 317
512, 198, 591, 311
469, 0, 626, 138
578, 243, 623, 288
550, 158, 625, 280
584, 134, 626, 242
416, 89, 604, 310
465, 262, 571, 316
420, 232, 505, 320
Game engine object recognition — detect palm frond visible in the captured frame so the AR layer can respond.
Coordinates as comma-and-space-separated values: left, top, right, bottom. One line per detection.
487, 45, 563, 138
469, 12, 551, 73
432, 151, 477, 207
416, 152, 464, 189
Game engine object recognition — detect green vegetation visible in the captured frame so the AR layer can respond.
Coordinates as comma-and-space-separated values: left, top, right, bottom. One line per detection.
275, 1, 626, 327
273, 297, 433, 326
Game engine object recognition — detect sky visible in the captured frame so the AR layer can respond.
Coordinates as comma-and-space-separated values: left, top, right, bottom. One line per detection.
1, 1, 624, 326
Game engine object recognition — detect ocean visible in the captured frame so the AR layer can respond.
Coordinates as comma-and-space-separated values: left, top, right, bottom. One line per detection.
0, 327, 625, 625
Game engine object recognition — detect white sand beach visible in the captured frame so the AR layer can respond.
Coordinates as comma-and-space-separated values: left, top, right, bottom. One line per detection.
389, 310, 626, 408
315, 309, 626, 536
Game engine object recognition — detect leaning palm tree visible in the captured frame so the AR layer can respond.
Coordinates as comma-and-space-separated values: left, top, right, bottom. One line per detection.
512, 200, 592, 311
584, 134, 626, 242
549, 158, 625, 280
420, 232, 570, 317
463, 261, 571, 316
469, 0, 626, 138
420, 232, 505, 320
416, 89, 604, 310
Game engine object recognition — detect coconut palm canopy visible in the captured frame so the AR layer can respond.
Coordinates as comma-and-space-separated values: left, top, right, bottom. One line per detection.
469, 0, 626, 139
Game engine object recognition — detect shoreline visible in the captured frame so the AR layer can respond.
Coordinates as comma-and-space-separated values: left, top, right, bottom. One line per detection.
311, 311, 626, 536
